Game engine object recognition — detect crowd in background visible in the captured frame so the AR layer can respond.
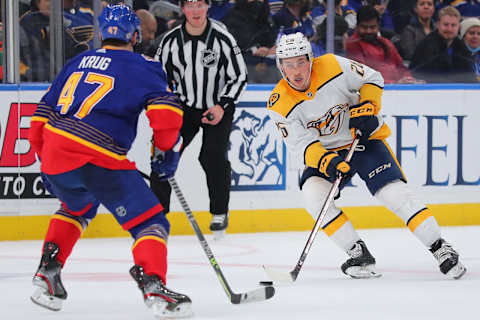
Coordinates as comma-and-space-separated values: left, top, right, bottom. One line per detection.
8, 0, 480, 83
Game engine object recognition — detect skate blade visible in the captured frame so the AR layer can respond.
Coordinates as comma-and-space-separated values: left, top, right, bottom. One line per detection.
30, 286, 63, 311
345, 265, 382, 279
151, 299, 193, 319
213, 230, 226, 241
447, 263, 467, 280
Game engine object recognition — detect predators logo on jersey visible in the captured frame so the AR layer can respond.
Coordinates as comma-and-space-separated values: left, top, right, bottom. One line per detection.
306, 104, 349, 136
268, 93, 280, 107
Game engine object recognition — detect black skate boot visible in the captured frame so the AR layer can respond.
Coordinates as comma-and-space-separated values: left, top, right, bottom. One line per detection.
341, 240, 382, 279
130, 265, 193, 319
430, 238, 466, 279
30, 242, 67, 311
209, 213, 229, 240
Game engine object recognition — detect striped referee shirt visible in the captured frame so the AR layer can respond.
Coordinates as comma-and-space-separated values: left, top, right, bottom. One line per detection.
155, 19, 247, 110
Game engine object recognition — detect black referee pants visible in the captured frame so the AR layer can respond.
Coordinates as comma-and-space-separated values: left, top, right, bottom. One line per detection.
150, 106, 234, 215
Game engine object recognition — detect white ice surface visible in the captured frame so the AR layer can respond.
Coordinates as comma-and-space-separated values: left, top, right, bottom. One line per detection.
1, 226, 479, 320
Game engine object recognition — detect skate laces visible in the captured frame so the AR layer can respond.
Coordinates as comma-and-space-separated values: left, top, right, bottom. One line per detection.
347, 242, 363, 259
433, 241, 457, 264
211, 214, 227, 225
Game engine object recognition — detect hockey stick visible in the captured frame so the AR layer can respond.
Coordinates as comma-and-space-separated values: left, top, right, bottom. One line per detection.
140, 170, 275, 303
167, 177, 275, 304
263, 135, 361, 283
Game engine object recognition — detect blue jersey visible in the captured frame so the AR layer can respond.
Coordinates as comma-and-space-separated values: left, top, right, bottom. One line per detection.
30, 47, 183, 174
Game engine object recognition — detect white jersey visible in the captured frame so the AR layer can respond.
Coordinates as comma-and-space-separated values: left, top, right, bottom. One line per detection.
267, 54, 390, 169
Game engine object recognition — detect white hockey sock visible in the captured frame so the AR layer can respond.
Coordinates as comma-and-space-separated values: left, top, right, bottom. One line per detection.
375, 180, 441, 247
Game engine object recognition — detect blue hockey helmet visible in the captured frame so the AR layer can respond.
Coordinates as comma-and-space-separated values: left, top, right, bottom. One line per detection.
98, 4, 141, 43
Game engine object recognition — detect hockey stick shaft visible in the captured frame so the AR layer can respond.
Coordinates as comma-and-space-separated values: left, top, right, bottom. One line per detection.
291, 136, 360, 280
140, 171, 273, 302
265, 136, 360, 282
166, 177, 275, 304
167, 177, 235, 297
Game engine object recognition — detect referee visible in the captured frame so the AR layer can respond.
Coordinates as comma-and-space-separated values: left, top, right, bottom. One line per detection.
151, 0, 247, 239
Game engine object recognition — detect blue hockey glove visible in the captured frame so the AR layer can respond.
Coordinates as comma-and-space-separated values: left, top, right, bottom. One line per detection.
349, 101, 378, 141
151, 136, 183, 181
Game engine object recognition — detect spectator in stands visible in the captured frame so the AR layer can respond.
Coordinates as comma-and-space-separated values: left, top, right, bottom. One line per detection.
344, 0, 363, 11
460, 17, 480, 81
399, 0, 435, 61
273, 0, 315, 39
387, 0, 417, 34
365, 0, 395, 32
223, 0, 280, 83
345, 5, 415, 84
269, 0, 284, 16
63, 0, 94, 60
314, 11, 350, 55
409, 6, 477, 83
208, 0, 233, 21
311, 0, 357, 33
136, 9, 158, 57
20, 0, 51, 82
436, 0, 480, 18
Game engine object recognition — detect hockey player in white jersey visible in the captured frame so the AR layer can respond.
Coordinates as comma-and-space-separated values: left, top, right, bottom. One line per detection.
267, 32, 466, 279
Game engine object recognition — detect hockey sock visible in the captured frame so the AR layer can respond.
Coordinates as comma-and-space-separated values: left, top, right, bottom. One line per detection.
375, 180, 441, 247
132, 236, 168, 284
407, 208, 441, 247
323, 211, 361, 252
43, 209, 86, 266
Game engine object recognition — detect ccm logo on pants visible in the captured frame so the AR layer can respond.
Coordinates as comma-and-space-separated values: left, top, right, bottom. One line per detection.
368, 163, 392, 179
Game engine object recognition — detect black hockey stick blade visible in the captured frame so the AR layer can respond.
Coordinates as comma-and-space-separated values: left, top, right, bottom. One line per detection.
231, 286, 275, 304
167, 176, 276, 304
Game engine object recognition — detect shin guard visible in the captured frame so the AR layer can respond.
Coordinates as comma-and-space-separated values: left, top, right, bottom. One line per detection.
43, 210, 86, 266
132, 237, 168, 284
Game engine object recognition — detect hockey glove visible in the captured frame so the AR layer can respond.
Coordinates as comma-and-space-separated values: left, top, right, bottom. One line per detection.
349, 101, 378, 141
318, 151, 352, 183
151, 136, 183, 181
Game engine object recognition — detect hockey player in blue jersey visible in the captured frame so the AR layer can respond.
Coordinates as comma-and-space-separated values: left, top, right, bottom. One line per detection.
29, 4, 193, 319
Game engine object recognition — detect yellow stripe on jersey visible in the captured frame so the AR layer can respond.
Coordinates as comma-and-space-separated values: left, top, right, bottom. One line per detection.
359, 83, 383, 114
44, 124, 128, 161
52, 215, 83, 233
304, 141, 328, 169
268, 54, 343, 118
407, 208, 432, 232
323, 212, 348, 237
132, 235, 167, 250
310, 54, 343, 90
31, 116, 49, 123
369, 123, 391, 141
147, 104, 183, 117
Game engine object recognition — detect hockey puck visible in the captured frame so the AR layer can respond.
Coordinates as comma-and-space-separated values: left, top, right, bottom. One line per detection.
259, 281, 273, 286
206, 113, 214, 121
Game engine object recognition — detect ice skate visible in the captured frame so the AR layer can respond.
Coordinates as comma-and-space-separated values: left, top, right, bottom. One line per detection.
341, 240, 382, 279
210, 213, 228, 240
30, 242, 67, 311
430, 238, 466, 279
130, 265, 193, 319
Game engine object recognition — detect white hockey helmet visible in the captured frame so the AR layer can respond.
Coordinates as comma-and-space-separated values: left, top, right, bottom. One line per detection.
276, 32, 314, 87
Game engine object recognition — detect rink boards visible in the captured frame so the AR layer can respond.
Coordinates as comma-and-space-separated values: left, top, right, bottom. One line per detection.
0, 84, 479, 240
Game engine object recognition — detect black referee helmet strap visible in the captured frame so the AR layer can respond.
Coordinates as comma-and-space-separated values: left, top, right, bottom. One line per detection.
180, 0, 210, 6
